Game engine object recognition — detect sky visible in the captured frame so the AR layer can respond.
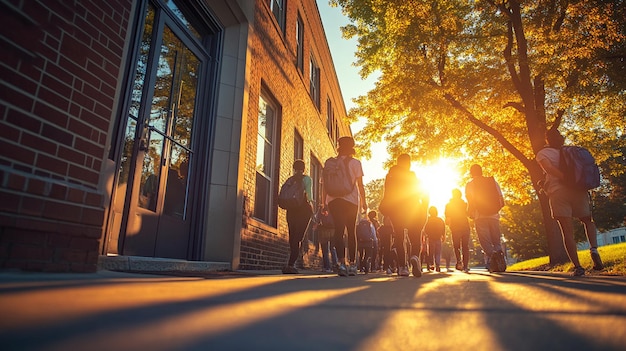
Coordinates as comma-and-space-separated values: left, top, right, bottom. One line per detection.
316, 1, 463, 213
316, 1, 387, 183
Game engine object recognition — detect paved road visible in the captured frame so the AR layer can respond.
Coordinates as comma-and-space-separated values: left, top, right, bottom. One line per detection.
1, 269, 625, 351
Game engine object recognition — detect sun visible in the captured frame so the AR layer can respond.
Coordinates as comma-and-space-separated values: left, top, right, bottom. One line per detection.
413, 158, 464, 215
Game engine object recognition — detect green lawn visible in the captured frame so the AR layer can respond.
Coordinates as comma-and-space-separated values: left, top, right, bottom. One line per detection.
508, 242, 626, 276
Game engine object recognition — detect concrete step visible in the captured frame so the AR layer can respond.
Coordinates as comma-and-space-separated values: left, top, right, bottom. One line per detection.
98, 255, 230, 274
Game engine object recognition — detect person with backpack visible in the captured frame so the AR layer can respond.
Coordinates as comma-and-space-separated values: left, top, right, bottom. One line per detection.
536, 127, 604, 276
379, 153, 429, 277
445, 188, 471, 272
323, 136, 367, 277
314, 204, 336, 273
281, 159, 313, 274
356, 216, 376, 273
465, 164, 506, 272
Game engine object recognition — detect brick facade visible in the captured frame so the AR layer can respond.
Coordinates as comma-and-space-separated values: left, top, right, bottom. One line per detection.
0, 0, 351, 272
238, 0, 350, 270
0, 1, 130, 272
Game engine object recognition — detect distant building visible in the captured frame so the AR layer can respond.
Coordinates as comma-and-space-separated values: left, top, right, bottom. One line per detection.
577, 227, 626, 250
0, 0, 350, 272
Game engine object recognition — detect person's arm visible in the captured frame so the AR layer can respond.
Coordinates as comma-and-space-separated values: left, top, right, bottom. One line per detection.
356, 176, 367, 213
537, 158, 564, 180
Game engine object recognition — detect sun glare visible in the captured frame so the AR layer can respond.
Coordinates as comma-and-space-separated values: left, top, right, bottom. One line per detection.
413, 158, 464, 215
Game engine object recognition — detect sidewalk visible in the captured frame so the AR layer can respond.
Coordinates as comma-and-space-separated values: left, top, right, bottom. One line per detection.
2, 268, 626, 351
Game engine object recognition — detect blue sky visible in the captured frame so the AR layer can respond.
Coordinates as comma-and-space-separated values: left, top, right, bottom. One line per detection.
317, 1, 387, 182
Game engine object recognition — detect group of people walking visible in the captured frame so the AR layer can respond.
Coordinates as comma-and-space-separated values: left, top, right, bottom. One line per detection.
283, 129, 604, 277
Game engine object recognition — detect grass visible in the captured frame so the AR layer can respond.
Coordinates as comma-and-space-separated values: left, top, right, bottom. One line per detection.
508, 242, 626, 276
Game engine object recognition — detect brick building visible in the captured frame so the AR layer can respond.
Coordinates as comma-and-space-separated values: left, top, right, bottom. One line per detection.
0, 0, 351, 272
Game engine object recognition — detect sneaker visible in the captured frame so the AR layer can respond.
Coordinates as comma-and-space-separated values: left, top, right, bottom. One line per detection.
338, 264, 348, 277
591, 250, 604, 270
348, 264, 358, 276
455, 263, 463, 271
573, 266, 585, 277
464, 267, 470, 273
399, 266, 410, 277
282, 266, 298, 274
410, 255, 422, 277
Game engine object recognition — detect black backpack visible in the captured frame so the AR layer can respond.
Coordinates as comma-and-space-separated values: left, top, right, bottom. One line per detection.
472, 176, 503, 215
277, 175, 306, 210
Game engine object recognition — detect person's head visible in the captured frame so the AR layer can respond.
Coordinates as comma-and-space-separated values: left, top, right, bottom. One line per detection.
337, 136, 356, 156
293, 159, 305, 174
397, 153, 411, 170
451, 188, 462, 199
545, 127, 565, 148
428, 206, 438, 217
368, 210, 377, 221
469, 164, 483, 178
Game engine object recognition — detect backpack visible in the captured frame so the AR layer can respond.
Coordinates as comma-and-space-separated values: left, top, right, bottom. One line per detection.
472, 176, 503, 215
317, 209, 334, 229
356, 219, 375, 242
559, 146, 601, 190
277, 175, 306, 210
323, 157, 354, 197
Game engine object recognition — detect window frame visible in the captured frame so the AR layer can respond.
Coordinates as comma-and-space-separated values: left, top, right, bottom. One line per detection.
309, 55, 320, 109
254, 92, 280, 225
296, 13, 304, 73
270, 0, 286, 34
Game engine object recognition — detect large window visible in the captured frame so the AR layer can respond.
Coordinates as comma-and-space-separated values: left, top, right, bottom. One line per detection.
294, 130, 303, 161
296, 14, 304, 73
309, 56, 320, 109
254, 94, 279, 223
270, 0, 286, 33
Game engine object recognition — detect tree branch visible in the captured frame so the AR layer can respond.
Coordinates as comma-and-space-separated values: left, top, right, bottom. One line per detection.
444, 93, 534, 168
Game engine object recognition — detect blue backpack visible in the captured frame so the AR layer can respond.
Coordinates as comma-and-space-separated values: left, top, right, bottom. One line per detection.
277, 175, 306, 210
559, 146, 600, 190
356, 219, 375, 242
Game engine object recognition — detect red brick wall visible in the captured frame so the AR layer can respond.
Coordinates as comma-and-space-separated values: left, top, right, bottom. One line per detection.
238, 0, 350, 270
0, 1, 132, 272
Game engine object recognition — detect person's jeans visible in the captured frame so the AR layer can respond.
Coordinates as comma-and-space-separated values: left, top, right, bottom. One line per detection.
474, 218, 502, 264
328, 198, 358, 264
286, 206, 312, 266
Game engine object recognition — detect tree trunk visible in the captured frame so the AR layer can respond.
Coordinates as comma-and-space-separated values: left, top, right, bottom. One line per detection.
529, 165, 569, 265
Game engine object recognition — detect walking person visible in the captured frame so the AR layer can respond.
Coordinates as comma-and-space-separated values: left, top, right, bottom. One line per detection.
445, 188, 471, 272
378, 217, 396, 274
282, 160, 313, 274
368, 210, 381, 271
423, 206, 446, 272
379, 153, 429, 277
324, 136, 367, 277
536, 127, 604, 276
315, 205, 335, 273
465, 164, 505, 272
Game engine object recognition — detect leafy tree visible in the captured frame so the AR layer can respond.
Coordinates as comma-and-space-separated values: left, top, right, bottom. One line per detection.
332, 0, 625, 264
501, 200, 548, 260
364, 178, 385, 212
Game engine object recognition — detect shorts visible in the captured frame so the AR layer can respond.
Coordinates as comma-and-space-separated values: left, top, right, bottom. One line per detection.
549, 188, 591, 219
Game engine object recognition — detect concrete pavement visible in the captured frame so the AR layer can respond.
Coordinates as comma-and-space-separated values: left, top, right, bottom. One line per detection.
1, 268, 625, 351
